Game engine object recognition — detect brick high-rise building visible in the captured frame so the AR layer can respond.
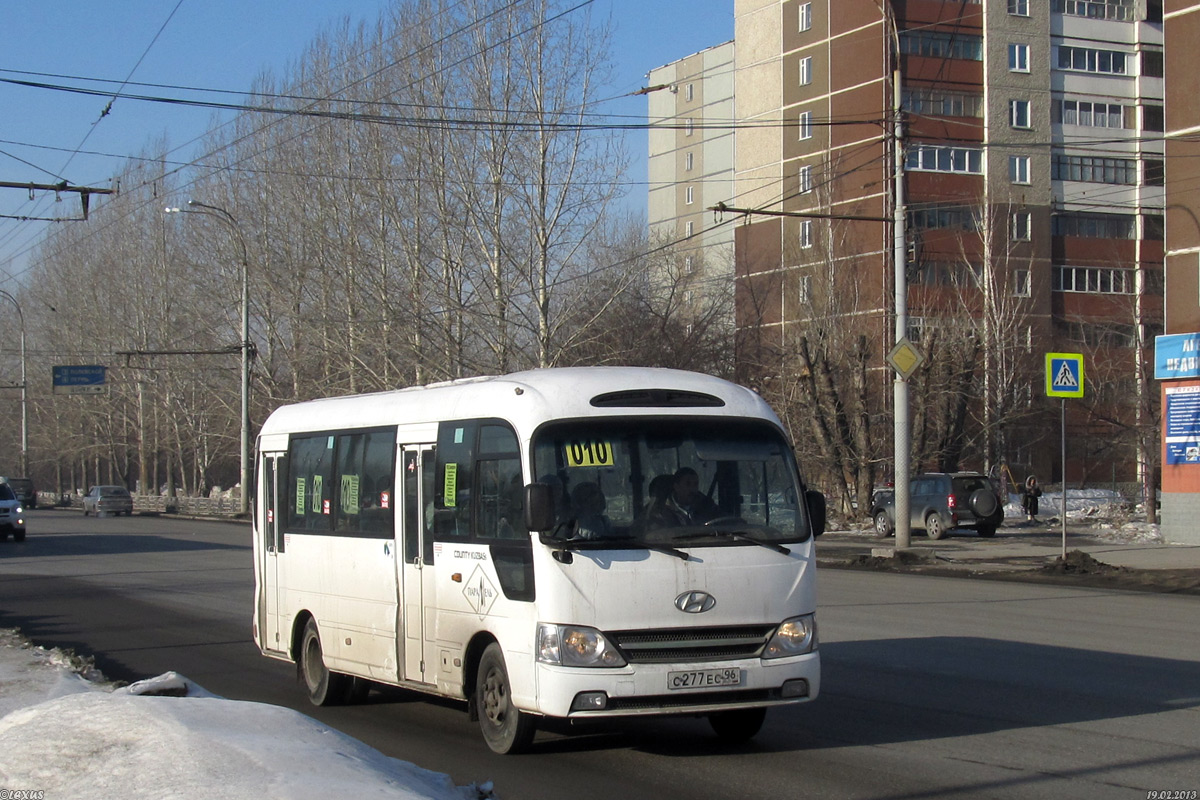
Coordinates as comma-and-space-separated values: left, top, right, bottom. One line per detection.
1160, 0, 1200, 544
653, 0, 1165, 496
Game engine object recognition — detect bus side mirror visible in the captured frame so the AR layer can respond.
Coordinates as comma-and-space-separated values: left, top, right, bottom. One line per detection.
806, 490, 826, 537
524, 483, 556, 532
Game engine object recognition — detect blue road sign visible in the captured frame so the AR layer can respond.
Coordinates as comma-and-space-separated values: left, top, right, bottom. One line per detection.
1046, 353, 1084, 398
52, 365, 107, 395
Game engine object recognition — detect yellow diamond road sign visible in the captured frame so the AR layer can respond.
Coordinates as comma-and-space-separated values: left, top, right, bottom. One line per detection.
887, 338, 925, 379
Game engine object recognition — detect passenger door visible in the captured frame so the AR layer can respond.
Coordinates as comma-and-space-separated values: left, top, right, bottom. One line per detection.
260, 452, 286, 654
400, 446, 437, 684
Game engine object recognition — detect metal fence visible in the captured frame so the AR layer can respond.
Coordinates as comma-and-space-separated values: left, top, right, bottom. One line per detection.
49, 493, 245, 518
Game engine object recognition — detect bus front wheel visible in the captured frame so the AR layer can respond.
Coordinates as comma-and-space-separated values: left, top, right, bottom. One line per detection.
299, 618, 348, 706
476, 643, 536, 754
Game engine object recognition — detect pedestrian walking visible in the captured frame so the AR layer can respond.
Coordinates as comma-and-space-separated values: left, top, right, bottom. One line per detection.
1022, 475, 1042, 522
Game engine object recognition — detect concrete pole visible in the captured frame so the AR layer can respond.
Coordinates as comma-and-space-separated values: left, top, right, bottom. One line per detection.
892, 70, 912, 549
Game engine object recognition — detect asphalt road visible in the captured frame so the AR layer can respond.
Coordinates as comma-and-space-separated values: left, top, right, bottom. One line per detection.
2, 511, 1198, 799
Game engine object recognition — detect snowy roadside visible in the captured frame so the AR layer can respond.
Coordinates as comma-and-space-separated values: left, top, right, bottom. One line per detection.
1002, 488, 1163, 543
0, 629, 496, 799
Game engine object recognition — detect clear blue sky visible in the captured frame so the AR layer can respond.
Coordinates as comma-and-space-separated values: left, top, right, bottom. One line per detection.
0, 0, 732, 284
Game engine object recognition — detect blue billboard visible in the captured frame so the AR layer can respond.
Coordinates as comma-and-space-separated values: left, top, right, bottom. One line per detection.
1155, 333, 1200, 380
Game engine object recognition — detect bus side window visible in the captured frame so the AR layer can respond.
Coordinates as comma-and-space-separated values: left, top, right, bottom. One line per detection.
434, 422, 475, 541
477, 457, 525, 540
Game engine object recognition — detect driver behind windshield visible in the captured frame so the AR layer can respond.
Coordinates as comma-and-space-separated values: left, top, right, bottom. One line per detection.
667, 467, 718, 525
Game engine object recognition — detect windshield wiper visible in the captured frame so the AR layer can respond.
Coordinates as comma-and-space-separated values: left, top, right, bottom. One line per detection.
675, 529, 791, 555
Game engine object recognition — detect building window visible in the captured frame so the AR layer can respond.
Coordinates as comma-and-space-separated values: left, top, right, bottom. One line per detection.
1144, 159, 1165, 186
1012, 211, 1032, 241
684, 256, 694, 273
685, 220, 694, 238
685, 83, 694, 102
913, 261, 983, 288
902, 88, 983, 118
1143, 214, 1165, 240
1053, 266, 1134, 294
1051, 154, 1138, 185
1143, 105, 1164, 132
685, 151, 694, 171
1009, 43, 1030, 72
1052, 99, 1132, 129
685, 185, 694, 205
798, 111, 813, 140
1147, 0, 1163, 23
1010, 99, 1031, 129
1142, 51, 1164, 78
1008, 0, 1029, 15
908, 205, 979, 232
899, 31, 983, 61
798, 2, 812, 32
1056, 46, 1128, 75
798, 164, 813, 194
798, 56, 813, 86
905, 144, 983, 174
685, 118, 694, 136
1052, 213, 1137, 238
1013, 269, 1031, 297
800, 219, 813, 249
1010, 155, 1032, 184
1054, 0, 1136, 22
797, 274, 812, 305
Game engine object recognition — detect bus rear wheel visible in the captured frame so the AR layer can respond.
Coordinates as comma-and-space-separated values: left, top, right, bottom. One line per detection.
709, 707, 767, 743
299, 618, 348, 706
476, 643, 536, 754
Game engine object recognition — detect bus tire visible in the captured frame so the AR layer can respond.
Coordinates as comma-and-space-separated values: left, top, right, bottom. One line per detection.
476, 643, 536, 754
709, 707, 767, 743
299, 618, 348, 706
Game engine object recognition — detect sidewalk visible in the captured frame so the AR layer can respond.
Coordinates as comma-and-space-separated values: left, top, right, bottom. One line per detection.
816, 525, 1200, 575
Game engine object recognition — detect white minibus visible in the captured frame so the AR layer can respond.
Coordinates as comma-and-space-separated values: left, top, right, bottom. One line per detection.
252, 367, 825, 753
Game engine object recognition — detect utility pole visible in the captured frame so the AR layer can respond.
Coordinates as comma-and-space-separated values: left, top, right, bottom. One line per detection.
892, 69, 912, 550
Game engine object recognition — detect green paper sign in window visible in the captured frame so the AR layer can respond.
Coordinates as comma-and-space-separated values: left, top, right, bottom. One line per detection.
311, 474, 323, 513
341, 474, 360, 515
444, 463, 458, 507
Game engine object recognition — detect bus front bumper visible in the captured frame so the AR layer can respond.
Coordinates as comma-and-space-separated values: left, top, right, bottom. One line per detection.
532, 651, 820, 719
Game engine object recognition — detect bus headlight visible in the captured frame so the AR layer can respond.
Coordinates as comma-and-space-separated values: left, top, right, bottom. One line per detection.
537, 623, 627, 668
763, 614, 817, 659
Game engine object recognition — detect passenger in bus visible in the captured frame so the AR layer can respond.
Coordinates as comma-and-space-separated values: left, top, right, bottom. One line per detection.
669, 467, 719, 524
569, 481, 613, 540
645, 474, 685, 530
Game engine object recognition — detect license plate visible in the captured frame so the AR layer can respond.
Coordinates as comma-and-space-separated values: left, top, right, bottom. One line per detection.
667, 668, 742, 691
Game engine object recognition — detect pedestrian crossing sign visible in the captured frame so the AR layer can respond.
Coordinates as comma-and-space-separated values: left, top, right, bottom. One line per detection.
1046, 353, 1084, 398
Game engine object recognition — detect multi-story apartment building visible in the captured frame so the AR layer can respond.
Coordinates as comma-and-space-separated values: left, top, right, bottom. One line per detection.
1160, 0, 1200, 543
647, 42, 737, 308
660, 0, 1165, 492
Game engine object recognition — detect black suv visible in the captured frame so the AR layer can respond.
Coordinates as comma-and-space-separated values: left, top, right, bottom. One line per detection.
870, 472, 1003, 539
0, 477, 35, 509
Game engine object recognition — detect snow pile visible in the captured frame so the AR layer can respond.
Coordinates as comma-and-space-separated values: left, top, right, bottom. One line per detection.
1005, 488, 1162, 543
0, 630, 496, 800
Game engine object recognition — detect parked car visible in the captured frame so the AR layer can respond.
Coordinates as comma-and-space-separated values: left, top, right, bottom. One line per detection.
83, 485, 134, 516
0, 476, 36, 508
0, 482, 26, 542
869, 472, 1003, 539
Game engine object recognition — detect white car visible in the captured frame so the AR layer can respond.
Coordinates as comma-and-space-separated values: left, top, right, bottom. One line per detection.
0, 482, 26, 542
83, 485, 134, 516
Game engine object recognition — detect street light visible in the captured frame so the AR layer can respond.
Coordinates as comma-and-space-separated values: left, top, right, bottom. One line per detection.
165, 201, 252, 515
0, 289, 27, 477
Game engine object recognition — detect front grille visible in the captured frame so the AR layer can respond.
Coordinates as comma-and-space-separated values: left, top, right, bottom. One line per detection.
604, 688, 777, 711
606, 625, 776, 663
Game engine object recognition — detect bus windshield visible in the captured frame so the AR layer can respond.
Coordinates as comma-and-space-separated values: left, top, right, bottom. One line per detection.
531, 418, 810, 547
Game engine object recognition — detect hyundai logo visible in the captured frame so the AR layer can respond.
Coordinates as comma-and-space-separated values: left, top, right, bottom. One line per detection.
675, 590, 716, 613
